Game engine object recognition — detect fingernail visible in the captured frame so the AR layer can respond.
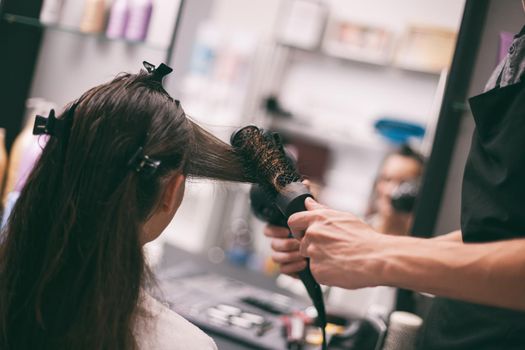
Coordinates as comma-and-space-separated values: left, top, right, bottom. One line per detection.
291, 231, 304, 239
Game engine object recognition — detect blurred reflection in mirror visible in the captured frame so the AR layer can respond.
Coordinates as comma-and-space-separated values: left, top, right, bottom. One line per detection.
365, 145, 424, 236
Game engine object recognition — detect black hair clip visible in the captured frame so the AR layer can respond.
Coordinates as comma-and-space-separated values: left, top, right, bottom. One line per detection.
33, 102, 78, 138
143, 61, 173, 82
33, 109, 65, 137
128, 147, 161, 176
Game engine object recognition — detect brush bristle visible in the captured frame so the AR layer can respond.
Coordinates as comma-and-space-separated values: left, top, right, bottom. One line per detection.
231, 126, 300, 192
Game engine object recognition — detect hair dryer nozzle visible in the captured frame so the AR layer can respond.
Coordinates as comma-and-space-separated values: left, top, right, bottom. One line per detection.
276, 182, 312, 219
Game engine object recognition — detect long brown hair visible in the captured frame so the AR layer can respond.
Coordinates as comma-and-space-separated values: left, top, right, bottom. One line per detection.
0, 70, 253, 349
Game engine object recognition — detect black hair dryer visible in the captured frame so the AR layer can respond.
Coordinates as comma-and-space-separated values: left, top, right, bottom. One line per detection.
391, 180, 419, 213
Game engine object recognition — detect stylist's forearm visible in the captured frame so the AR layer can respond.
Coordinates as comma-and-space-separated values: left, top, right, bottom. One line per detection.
430, 230, 462, 242
378, 236, 525, 311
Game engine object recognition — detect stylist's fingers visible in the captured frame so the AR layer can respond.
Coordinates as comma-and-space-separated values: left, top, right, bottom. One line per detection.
271, 250, 303, 264
271, 238, 300, 252
299, 230, 313, 257
279, 260, 308, 275
302, 179, 312, 192
288, 198, 329, 238
304, 197, 327, 211
264, 225, 291, 239
288, 212, 315, 238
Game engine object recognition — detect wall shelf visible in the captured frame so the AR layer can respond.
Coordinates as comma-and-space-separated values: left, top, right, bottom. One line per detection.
278, 42, 443, 77
3, 13, 168, 51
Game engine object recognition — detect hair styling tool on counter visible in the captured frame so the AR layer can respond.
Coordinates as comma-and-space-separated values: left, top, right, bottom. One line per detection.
382, 311, 423, 350
230, 125, 327, 350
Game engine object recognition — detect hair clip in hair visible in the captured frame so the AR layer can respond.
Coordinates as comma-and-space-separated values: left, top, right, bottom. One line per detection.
33, 109, 63, 136
143, 61, 173, 82
128, 147, 161, 176
33, 102, 78, 138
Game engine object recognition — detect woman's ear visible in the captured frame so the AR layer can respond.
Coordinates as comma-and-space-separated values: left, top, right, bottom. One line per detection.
161, 173, 186, 215
141, 173, 186, 245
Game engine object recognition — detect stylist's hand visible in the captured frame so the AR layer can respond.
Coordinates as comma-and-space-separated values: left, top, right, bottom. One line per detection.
263, 179, 316, 276
289, 197, 388, 290
264, 225, 307, 275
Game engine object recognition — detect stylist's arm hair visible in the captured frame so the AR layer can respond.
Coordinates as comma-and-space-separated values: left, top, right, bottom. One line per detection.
288, 198, 385, 289
287, 197, 525, 311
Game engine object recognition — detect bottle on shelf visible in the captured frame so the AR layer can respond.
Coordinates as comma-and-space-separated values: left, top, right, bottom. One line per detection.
2, 99, 54, 208
40, 0, 66, 25
3, 122, 32, 208
106, 0, 130, 39
125, 0, 153, 41
146, 0, 181, 48
60, 0, 89, 29
80, 0, 107, 33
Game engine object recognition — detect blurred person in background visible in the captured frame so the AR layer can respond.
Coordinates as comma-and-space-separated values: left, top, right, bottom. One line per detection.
365, 144, 424, 237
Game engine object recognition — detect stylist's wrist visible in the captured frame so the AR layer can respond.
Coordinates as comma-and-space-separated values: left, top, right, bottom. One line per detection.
365, 232, 399, 288
338, 230, 394, 289
373, 234, 422, 289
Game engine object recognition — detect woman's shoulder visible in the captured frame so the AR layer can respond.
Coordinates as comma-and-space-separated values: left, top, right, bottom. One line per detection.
135, 293, 217, 350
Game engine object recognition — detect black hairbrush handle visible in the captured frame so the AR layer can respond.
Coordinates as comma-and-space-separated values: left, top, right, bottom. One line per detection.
298, 259, 327, 327
250, 183, 327, 329
276, 183, 326, 330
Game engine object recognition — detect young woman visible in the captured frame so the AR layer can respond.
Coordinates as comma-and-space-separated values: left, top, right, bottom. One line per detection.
0, 65, 252, 349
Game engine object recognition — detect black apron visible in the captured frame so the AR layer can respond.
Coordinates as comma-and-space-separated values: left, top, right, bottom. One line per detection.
417, 80, 525, 350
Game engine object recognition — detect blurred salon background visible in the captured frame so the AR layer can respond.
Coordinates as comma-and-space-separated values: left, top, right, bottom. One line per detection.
1, 1, 522, 349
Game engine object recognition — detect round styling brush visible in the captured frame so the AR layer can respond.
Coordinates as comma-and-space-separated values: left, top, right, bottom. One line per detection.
230, 125, 327, 348
230, 125, 313, 220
